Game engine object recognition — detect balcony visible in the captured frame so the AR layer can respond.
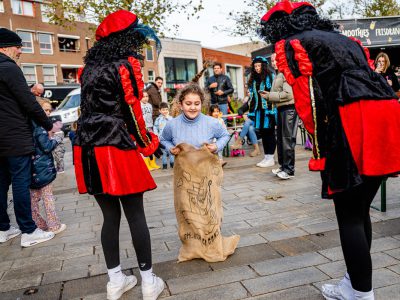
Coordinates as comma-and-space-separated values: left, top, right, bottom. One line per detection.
58, 35, 80, 53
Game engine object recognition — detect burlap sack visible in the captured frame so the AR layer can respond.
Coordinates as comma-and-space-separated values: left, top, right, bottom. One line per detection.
173, 143, 240, 262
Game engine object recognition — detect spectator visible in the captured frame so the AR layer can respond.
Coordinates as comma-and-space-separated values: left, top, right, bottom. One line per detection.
265, 53, 299, 180
209, 104, 228, 166
154, 102, 174, 169
147, 76, 163, 121
0, 28, 60, 247
31, 83, 44, 97
375, 52, 400, 93
206, 63, 234, 115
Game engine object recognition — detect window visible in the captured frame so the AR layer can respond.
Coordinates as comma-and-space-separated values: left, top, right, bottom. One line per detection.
148, 70, 155, 82
41, 4, 51, 22
164, 58, 197, 83
58, 36, 80, 52
12, 0, 34, 16
21, 65, 36, 85
61, 68, 78, 83
38, 33, 53, 54
146, 46, 154, 61
0, 1, 4, 13
17, 31, 33, 53
42, 66, 56, 85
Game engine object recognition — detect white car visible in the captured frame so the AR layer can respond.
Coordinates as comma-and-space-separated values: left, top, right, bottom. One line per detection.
50, 88, 81, 132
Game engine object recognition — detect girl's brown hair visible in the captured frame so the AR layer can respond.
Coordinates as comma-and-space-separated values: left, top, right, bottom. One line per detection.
375, 52, 390, 73
177, 83, 205, 104
37, 98, 52, 108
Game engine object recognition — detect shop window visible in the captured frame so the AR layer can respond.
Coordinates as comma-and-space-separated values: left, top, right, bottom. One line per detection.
17, 31, 33, 53
12, 0, 34, 16
21, 65, 36, 85
148, 70, 155, 82
146, 46, 154, 61
58, 36, 80, 52
38, 33, 53, 55
43, 66, 56, 85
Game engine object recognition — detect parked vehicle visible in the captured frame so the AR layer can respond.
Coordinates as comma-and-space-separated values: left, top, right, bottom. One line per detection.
50, 88, 80, 133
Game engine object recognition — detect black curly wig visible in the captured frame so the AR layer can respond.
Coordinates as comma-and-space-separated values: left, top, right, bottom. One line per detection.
248, 61, 273, 86
84, 27, 148, 64
258, 6, 337, 44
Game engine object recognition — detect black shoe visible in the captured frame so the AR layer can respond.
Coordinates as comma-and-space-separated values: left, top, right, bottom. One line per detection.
162, 164, 167, 170
170, 163, 174, 168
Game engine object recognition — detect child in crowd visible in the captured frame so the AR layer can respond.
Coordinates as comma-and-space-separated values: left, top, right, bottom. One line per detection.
141, 91, 160, 170
154, 102, 174, 169
209, 104, 227, 167
160, 83, 230, 161
30, 99, 66, 235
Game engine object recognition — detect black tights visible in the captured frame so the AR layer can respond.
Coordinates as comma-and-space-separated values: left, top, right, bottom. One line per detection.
261, 127, 276, 155
94, 193, 152, 271
333, 177, 382, 292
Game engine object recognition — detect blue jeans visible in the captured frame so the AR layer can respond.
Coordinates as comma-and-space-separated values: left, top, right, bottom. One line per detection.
162, 149, 174, 166
0, 156, 37, 233
218, 103, 228, 115
240, 119, 258, 145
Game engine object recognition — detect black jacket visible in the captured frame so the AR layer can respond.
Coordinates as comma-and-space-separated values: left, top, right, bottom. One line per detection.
206, 74, 234, 105
0, 53, 53, 157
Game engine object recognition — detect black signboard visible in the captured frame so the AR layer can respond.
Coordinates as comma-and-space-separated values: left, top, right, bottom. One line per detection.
338, 17, 400, 47
42, 85, 79, 101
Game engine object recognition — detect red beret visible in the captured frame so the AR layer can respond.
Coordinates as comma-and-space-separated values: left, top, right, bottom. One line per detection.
261, 0, 314, 22
95, 10, 138, 41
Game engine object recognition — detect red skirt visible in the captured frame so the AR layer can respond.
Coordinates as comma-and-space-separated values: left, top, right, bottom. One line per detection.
339, 99, 400, 176
74, 145, 156, 196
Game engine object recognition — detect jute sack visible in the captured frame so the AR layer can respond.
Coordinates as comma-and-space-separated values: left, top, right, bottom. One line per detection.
173, 143, 240, 262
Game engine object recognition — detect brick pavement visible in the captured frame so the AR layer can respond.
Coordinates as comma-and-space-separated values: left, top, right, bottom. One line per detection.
1, 141, 400, 299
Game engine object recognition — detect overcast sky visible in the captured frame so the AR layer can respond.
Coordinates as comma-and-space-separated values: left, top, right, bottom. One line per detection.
167, 0, 261, 48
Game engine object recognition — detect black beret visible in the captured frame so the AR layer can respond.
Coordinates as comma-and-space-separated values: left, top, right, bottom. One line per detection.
0, 28, 23, 48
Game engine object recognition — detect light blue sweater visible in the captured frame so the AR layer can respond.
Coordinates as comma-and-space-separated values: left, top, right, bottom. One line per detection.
160, 113, 230, 152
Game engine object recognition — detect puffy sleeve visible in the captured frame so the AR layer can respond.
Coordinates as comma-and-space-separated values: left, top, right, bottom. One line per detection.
275, 39, 327, 171
118, 56, 159, 156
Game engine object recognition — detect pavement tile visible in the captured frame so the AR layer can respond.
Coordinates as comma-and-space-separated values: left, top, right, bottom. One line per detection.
63, 254, 99, 268
300, 221, 338, 235
2, 260, 62, 281
242, 266, 329, 296
270, 236, 322, 256
0, 261, 13, 273
373, 268, 400, 289
163, 282, 248, 300
237, 234, 267, 248
305, 230, 341, 249
251, 252, 330, 276
388, 264, 400, 275
61, 274, 109, 300
0, 283, 62, 300
154, 258, 211, 281
244, 285, 323, 300
167, 265, 256, 294
42, 266, 89, 285
0, 275, 42, 293
375, 283, 400, 300
260, 227, 309, 242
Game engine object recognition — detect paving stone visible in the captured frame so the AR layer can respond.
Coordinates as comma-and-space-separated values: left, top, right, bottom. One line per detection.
61, 274, 109, 299
167, 265, 256, 294
42, 266, 89, 284
164, 282, 248, 300
305, 230, 341, 250
209, 244, 281, 271
2, 260, 62, 281
251, 252, 330, 276
372, 218, 400, 237
388, 264, 400, 275
300, 221, 338, 235
0, 261, 12, 273
373, 268, 400, 289
270, 236, 322, 256
0, 275, 42, 293
0, 283, 62, 300
63, 254, 99, 267
242, 267, 329, 296
237, 234, 267, 248
375, 283, 400, 300
31, 243, 65, 257
260, 228, 309, 242
154, 258, 211, 281
245, 285, 323, 300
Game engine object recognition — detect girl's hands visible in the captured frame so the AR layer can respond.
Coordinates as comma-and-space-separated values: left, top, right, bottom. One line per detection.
170, 147, 180, 155
205, 143, 218, 153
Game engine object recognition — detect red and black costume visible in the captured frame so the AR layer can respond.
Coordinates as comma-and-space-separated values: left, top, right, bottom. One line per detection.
74, 10, 160, 196
260, 1, 400, 198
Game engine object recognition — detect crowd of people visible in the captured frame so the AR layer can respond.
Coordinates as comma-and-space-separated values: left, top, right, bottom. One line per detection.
1, 1, 400, 300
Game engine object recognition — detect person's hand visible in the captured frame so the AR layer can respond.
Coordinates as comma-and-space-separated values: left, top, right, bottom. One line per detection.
170, 147, 180, 155
375, 65, 383, 73
51, 121, 63, 132
205, 143, 218, 153
260, 91, 270, 99
387, 79, 393, 86
214, 90, 224, 96
152, 144, 164, 159
209, 82, 218, 89
243, 114, 248, 121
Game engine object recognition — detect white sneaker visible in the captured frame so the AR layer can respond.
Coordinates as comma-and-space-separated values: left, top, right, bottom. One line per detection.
21, 228, 55, 248
256, 158, 275, 168
277, 171, 294, 180
142, 274, 165, 300
272, 167, 283, 175
0, 226, 21, 243
52, 223, 67, 235
107, 274, 137, 300
322, 275, 355, 300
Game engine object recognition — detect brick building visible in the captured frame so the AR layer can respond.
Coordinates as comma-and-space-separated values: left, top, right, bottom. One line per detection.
202, 47, 252, 100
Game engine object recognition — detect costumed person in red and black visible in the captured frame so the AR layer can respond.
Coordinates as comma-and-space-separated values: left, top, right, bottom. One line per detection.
259, 1, 400, 300
73, 10, 164, 300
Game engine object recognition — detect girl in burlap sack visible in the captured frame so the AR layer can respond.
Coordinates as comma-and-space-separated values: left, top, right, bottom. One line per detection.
160, 83, 240, 262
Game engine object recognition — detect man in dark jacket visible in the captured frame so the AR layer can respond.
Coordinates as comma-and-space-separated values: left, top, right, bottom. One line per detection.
146, 76, 163, 121
206, 63, 234, 115
0, 28, 60, 247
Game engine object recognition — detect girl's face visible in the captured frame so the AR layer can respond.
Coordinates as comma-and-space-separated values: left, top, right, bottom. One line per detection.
141, 92, 149, 104
180, 93, 202, 119
377, 56, 386, 68
254, 62, 262, 74
42, 103, 52, 117
211, 108, 220, 118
